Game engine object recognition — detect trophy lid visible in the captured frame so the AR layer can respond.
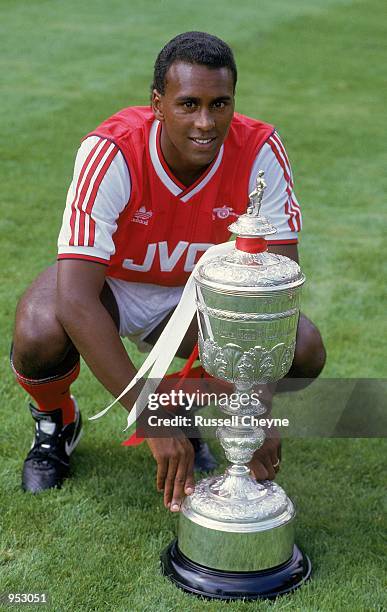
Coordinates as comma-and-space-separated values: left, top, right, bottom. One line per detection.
195, 171, 305, 292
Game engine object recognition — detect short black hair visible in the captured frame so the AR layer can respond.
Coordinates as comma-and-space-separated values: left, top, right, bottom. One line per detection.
152, 31, 237, 95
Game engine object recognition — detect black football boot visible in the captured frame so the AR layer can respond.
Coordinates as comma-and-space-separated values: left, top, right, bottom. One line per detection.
22, 399, 82, 493
190, 435, 218, 472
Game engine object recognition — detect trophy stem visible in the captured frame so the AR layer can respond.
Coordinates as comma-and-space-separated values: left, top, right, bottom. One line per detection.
218, 389, 266, 464
209, 390, 267, 502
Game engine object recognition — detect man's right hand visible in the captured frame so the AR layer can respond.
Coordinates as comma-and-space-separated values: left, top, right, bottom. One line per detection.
146, 436, 195, 512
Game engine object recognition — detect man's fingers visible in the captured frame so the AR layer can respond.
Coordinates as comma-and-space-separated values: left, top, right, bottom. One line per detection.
253, 449, 276, 480
262, 456, 276, 480
184, 452, 195, 496
270, 438, 281, 465
254, 434, 281, 479
170, 459, 188, 512
163, 457, 178, 508
267, 446, 279, 471
156, 458, 168, 492
249, 459, 269, 481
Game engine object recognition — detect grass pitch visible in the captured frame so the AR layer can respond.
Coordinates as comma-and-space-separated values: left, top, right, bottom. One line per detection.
1, 0, 386, 610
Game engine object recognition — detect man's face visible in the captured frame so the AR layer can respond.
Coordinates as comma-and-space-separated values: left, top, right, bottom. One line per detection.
152, 61, 235, 179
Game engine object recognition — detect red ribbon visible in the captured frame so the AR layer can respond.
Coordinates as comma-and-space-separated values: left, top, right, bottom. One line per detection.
236, 237, 267, 253
121, 344, 199, 447
121, 430, 145, 446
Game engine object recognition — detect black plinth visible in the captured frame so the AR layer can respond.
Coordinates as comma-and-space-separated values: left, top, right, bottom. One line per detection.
160, 539, 311, 601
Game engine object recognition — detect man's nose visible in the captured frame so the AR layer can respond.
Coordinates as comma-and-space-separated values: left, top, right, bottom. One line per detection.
194, 108, 215, 131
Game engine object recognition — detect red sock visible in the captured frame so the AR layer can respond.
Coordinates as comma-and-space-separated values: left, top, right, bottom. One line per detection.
12, 362, 80, 425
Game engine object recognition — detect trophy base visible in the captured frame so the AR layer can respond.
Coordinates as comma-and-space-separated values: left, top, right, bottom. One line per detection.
178, 479, 296, 571
161, 540, 311, 601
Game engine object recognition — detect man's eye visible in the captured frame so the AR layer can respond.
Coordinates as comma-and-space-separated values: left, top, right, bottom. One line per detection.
213, 101, 226, 109
184, 101, 195, 109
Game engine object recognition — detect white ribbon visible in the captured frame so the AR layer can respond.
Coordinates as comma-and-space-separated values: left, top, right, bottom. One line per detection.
89, 241, 235, 430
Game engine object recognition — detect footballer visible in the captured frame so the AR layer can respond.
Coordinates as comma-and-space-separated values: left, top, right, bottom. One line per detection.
11, 32, 326, 512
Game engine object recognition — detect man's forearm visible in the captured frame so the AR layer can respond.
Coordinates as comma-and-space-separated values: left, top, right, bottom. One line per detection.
57, 298, 137, 412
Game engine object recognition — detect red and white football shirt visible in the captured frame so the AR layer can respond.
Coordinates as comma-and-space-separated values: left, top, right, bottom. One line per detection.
58, 107, 301, 287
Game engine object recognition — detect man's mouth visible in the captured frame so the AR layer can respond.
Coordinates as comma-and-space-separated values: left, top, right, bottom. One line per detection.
190, 137, 216, 146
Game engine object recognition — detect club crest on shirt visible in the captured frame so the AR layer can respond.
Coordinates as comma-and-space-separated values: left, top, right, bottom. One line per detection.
131, 206, 153, 225
212, 205, 239, 221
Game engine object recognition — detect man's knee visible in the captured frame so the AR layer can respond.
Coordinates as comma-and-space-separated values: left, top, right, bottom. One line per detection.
145, 311, 198, 359
291, 314, 326, 379
177, 315, 198, 359
12, 290, 71, 377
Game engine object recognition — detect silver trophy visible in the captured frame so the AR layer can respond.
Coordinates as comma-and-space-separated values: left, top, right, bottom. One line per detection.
161, 172, 311, 600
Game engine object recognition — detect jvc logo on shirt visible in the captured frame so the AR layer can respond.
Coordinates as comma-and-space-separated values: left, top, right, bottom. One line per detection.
123, 241, 213, 273
131, 206, 153, 225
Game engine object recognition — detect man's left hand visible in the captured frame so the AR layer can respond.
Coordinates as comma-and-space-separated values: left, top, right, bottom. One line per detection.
248, 427, 281, 481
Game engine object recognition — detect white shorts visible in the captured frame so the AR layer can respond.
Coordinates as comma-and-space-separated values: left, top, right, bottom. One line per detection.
105, 277, 184, 352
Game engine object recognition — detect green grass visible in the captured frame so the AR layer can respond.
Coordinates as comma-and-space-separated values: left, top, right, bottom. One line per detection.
1, 0, 386, 610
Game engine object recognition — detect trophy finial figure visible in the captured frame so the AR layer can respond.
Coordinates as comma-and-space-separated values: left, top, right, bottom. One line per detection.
247, 170, 266, 216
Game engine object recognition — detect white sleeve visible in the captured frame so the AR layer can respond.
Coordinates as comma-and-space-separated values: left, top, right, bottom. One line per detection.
248, 131, 302, 242
58, 136, 131, 263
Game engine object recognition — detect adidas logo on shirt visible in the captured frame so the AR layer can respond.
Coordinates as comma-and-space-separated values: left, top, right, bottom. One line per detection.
132, 206, 153, 225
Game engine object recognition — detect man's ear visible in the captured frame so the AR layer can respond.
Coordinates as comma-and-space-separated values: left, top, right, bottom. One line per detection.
152, 89, 164, 121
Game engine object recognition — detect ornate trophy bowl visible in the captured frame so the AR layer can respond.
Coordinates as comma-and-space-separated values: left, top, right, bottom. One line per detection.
161, 173, 311, 600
